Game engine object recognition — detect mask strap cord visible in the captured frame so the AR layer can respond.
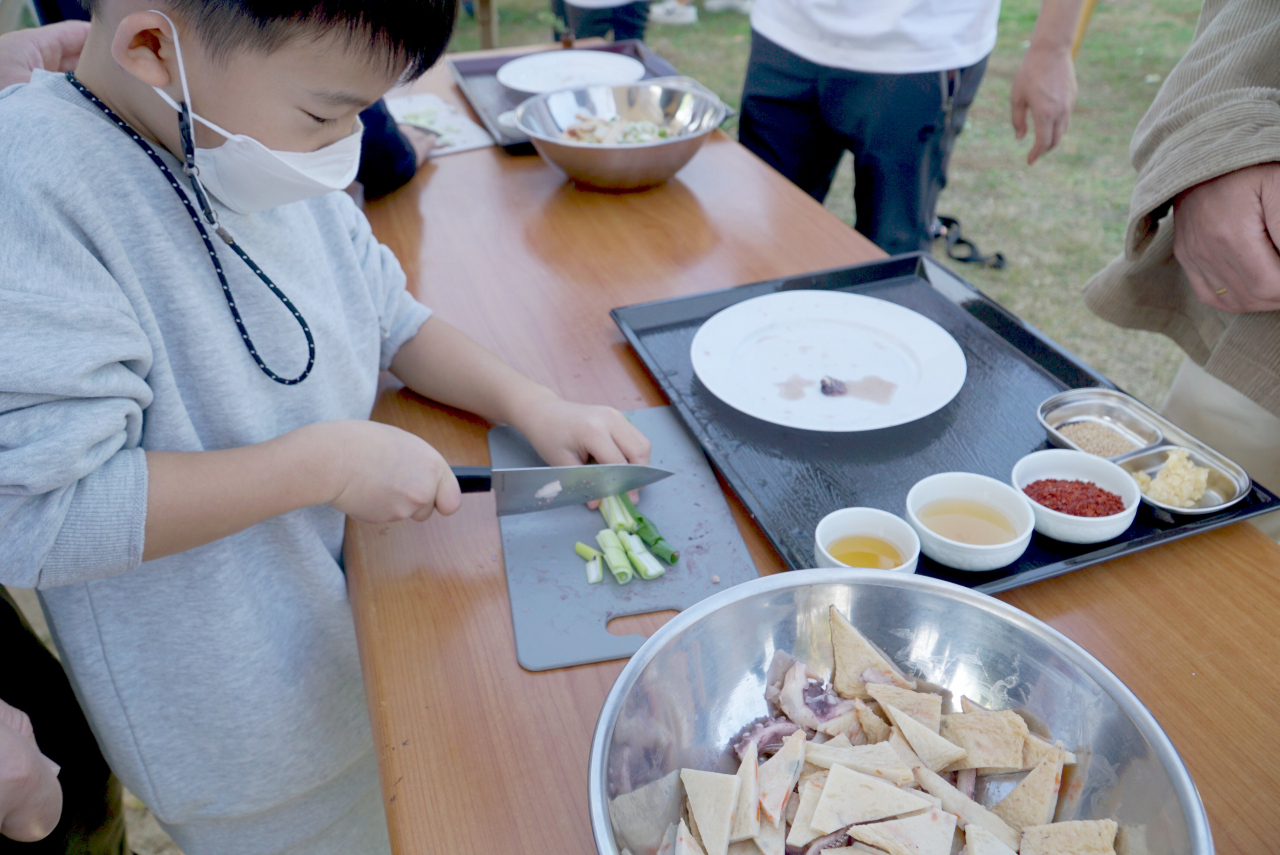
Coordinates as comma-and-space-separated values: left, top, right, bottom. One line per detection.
67, 71, 315, 386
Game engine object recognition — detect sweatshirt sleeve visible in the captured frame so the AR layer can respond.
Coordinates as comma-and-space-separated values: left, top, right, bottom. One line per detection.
0, 171, 155, 588
1125, 0, 1280, 254
336, 193, 433, 370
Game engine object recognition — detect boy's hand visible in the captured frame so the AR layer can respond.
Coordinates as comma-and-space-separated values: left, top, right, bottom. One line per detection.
0, 699, 62, 843
308, 421, 463, 523
511, 395, 652, 507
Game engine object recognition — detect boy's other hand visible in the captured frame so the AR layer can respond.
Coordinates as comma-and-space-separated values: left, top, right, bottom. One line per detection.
399, 124, 437, 168
0, 699, 62, 843
513, 396, 652, 508
0, 22, 91, 89
311, 421, 463, 523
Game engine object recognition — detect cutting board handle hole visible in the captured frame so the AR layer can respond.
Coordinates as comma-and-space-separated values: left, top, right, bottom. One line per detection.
607, 611, 679, 638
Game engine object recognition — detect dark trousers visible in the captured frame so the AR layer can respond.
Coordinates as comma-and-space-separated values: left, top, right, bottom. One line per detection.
0, 590, 126, 855
739, 31, 987, 255
553, 0, 650, 41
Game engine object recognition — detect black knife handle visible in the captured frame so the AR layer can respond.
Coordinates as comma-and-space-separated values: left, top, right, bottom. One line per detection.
451, 466, 492, 493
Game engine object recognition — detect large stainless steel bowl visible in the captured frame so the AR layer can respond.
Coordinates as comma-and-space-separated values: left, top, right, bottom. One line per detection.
589, 570, 1211, 855
513, 78, 729, 191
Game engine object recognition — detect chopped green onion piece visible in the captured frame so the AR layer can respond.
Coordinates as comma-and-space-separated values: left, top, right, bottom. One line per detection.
617, 493, 677, 562
600, 495, 638, 533
618, 492, 641, 518
596, 529, 634, 584
618, 493, 664, 546
575, 542, 603, 562
585, 557, 604, 584
622, 532, 665, 580
650, 539, 680, 565
634, 516, 663, 546
599, 496, 619, 530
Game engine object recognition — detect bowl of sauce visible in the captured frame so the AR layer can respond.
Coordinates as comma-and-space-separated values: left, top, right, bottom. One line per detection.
814, 507, 920, 573
905, 473, 1035, 571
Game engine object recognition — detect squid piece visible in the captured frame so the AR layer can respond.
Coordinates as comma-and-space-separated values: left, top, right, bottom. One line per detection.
734, 717, 802, 760
778, 663, 858, 732
803, 829, 851, 855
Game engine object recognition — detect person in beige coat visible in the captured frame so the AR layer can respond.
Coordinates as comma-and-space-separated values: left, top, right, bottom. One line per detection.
1083, 0, 1280, 534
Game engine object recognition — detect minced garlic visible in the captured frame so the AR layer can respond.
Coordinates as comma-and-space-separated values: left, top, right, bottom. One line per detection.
1133, 448, 1210, 508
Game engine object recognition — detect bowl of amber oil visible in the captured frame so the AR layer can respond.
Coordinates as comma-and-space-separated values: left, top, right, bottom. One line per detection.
904, 473, 1035, 571
814, 507, 920, 573
1011, 449, 1141, 544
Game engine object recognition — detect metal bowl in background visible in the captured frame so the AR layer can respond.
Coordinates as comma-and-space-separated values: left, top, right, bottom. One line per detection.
513, 78, 729, 191
589, 570, 1211, 855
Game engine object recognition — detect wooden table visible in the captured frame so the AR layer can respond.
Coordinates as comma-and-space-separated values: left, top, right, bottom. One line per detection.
348, 48, 1280, 855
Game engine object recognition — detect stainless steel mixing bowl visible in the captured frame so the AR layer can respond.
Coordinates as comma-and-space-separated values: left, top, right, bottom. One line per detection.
589, 570, 1211, 855
513, 78, 729, 191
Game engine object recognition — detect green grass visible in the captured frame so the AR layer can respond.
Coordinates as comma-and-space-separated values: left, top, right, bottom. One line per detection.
450, 0, 1199, 405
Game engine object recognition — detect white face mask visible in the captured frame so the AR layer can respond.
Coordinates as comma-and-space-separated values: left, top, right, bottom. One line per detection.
148, 10, 364, 215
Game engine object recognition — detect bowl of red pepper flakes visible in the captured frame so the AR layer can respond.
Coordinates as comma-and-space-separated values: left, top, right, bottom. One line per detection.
1011, 450, 1141, 544
1023, 479, 1126, 517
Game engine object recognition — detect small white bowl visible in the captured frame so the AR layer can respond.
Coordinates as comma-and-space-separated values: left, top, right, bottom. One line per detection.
905, 473, 1034, 571
814, 507, 920, 574
1011, 449, 1141, 544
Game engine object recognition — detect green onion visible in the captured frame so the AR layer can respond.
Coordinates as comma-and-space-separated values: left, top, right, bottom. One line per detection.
618, 493, 679, 563
596, 529, 634, 584
584, 557, 603, 584
575, 542, 602, 562
600, 495, 638, 533
649, 540, 680, 565
621, 532, 666, 580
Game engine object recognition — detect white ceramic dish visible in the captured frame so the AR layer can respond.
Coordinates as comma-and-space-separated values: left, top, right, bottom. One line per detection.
905, 472, 1034, 571
496, 51, 646, 94
689, 290, 967, 432
1011, 449, 1141, 544
814, 507, 920, 573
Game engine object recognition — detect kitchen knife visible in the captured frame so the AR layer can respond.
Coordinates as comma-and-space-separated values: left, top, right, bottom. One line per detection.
451, 464, 674, 516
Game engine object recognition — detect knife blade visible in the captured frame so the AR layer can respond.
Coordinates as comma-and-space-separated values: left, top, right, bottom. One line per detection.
451, 464, 674, 516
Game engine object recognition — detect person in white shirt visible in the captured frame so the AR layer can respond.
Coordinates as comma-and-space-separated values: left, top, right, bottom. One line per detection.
551, 0, 651, 41
740, 0, 1083, 254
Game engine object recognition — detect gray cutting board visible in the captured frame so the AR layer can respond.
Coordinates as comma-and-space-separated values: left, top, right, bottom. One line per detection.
489, 406, 757, 671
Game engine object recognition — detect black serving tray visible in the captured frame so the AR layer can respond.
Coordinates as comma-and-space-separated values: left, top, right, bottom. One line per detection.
611, 253, 1280, 594
447, 40, 679, 151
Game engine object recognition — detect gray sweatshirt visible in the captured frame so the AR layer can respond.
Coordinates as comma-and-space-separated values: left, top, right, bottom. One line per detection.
0, 71, 431, 854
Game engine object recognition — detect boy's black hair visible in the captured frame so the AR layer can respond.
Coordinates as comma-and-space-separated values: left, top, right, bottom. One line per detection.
90, 1, 456, 80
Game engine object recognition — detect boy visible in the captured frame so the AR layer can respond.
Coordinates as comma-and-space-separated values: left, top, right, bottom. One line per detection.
0, 2, 650, 853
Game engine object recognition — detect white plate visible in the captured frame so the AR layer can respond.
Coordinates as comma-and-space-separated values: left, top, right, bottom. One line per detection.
690, 291, 967, 432
496, 51, 647, 94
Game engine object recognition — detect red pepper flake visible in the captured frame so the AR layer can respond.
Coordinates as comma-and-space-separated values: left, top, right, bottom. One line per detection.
1024, 479, 1125, 517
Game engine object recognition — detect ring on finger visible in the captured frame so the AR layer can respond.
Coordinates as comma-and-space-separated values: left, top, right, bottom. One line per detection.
1214, 287, 1228, 295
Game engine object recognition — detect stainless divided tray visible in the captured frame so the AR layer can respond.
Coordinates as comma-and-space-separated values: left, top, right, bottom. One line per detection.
1040, 388, 1251, 515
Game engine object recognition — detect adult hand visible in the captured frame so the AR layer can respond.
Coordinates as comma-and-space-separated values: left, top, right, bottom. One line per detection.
1174, 163, 1280, 313
0, 699, 62, 842
0, 21, 91, 89
512, 396, 652, 508
1010, 43, 1077, 165
305, 421, 463, 523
